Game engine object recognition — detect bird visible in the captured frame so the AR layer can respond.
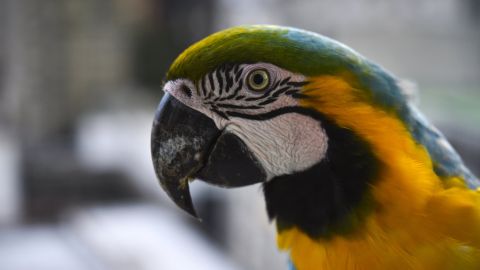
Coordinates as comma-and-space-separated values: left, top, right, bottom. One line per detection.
150, 25, 480, 270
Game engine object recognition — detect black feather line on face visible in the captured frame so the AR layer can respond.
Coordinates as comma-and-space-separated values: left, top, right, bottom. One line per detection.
225, 106, 306, 121
210, 106, 230, 120
279, 76, 291, 86
201, 77, 207, 97
215, 103, 262, 109
207, 72, 215, 100
225, 64, 235, 92
235, 67, 244, 82
220, 79, 243, 101
216, 68, 224, 96
284, 89, 299, 96
226, 72, 234, 92
286, 81, 310, 87
271, 86, 292, 98
258, 98, 277, 106
198, 64, 310, 118
290, 93, 308, 99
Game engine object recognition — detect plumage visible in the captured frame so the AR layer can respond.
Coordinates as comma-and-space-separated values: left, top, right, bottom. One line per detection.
152, 25, 480, 270
280, 75, 480, 269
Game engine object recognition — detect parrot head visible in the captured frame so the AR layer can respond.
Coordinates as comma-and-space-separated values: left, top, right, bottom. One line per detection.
151, 24, 381, 219
151, 25, 476, 236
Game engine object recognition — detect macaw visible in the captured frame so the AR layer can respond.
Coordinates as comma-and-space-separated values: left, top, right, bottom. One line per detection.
150, 25, 480, 270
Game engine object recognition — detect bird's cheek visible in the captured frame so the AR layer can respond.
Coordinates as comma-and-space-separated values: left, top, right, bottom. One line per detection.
224, 113, 328, 179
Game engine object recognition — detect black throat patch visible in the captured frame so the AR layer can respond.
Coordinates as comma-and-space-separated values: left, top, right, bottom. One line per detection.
263, 110, 380, 239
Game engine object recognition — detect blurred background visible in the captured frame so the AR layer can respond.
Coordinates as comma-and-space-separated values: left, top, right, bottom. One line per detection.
0, 0, 479, 269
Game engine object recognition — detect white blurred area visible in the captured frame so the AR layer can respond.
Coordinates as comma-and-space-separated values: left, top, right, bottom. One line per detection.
0, 0, 479, 270
75, 110, 288, 270
0, 204, 241, 270
0, 131, 21, 225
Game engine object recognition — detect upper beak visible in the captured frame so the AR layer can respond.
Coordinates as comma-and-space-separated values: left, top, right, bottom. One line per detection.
151, 93, 266, 218
151, 93, 219, 217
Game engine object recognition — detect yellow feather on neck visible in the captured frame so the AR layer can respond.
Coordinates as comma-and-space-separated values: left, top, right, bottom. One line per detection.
277, 76, 480, 270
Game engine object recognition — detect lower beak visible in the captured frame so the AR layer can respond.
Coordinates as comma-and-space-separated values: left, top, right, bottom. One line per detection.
151, 94, 266, 218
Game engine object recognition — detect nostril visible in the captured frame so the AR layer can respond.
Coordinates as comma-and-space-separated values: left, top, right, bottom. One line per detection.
181, 84, 192, 98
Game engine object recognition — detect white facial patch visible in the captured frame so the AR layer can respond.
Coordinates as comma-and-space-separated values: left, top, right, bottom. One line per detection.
163, 63, 329, 180
226, 112, 328, 180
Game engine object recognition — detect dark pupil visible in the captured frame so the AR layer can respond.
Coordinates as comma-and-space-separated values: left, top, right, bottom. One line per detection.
253, 73, 264, 85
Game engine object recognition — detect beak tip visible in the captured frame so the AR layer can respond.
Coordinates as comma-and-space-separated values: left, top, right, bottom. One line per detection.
160, 179, 199, 219
175, 195, 199, 219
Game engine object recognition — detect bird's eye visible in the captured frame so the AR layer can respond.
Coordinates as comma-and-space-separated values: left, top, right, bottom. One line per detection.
246, 69, 270, 91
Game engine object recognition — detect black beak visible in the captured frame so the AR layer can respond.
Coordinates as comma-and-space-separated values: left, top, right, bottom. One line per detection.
151, 93, 266, 218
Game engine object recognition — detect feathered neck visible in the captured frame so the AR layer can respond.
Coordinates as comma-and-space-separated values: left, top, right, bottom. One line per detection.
263, 109, 379, 238
270, 75, 480, 270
